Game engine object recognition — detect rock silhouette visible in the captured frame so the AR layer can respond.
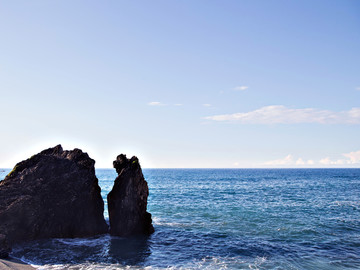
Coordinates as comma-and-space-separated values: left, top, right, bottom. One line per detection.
0, 234, 10, 258
0, 145, 108, 254
107, 154, 154, 236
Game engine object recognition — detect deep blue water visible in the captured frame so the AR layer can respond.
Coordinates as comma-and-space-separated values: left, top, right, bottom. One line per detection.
1, 168, 360, 269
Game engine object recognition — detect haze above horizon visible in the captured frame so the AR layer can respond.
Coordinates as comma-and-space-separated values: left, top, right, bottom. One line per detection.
1, 1, 359, 168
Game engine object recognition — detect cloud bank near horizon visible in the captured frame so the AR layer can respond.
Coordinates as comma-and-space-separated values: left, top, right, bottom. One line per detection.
263, 150, 360, 167
205, 105, 360, 124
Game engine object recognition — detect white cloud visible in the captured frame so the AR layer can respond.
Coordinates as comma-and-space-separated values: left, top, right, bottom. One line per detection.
318, 150, 360, 165
234, 86, 248, 91
264, 155, 315, 166
264, 154, 293, 165
319, 157, 348, 165
205, 105, 360, 124
335, 159, 347, 165
296, 158, 305, 165
263, 150, 360, 167
264, 155, 321, 167
203, 104, 212, 107
319, 157, 333, 165
356, 87, 360, 91
343, 150, 360, 164
307, 160, 315, 165
306, 150, 360, 166
148, 102, 185, 107
148, 101, 166, 106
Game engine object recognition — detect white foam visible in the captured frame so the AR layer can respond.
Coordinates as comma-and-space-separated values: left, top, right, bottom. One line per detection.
55, 235, 110, 247
152, 217, 183, 227
249, 256, 267, 270
152, 217, 203, 228
20, 256, 263, 270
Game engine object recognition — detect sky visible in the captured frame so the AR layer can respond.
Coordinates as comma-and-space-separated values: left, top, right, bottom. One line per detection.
0, 0, 360, 168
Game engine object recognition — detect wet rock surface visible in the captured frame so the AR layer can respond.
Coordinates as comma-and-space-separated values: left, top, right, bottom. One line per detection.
107, 154, 154, 236
0, 145, 108, 246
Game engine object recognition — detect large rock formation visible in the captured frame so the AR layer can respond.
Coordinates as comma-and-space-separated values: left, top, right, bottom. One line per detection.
107, 154, 154, 236
0, 145, 108, 251
0, 234, 10, 258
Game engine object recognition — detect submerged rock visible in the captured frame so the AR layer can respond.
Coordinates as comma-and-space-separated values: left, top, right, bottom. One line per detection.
107, 154, 154, 236
0, 145, 108, 246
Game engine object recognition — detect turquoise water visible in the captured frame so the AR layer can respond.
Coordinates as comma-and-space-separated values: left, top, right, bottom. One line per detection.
1, 168, 360, 269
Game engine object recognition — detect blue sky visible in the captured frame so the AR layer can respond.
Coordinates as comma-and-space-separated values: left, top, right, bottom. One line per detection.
1, 0, 359, 168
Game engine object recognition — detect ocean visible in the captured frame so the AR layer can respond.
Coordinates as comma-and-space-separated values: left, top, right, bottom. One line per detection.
1, 168, 360, 269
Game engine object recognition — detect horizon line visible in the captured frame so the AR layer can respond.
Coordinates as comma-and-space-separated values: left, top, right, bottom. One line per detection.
100, 167, 360, 169
1, 167, 360, 170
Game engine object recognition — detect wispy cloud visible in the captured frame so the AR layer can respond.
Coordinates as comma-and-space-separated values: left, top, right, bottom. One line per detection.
203, 104, 212, 107
205, 105, 360, 124
233, 86, 248, 91
148, 102, 185, 107
356, 87, 360, 91
148, 101, 166, 106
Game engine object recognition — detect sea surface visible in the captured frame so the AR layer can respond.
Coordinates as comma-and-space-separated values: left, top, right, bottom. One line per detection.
1, 168, 360, 269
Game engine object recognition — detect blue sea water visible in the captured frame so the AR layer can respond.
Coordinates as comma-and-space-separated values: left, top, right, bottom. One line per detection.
1, 168, 360, 269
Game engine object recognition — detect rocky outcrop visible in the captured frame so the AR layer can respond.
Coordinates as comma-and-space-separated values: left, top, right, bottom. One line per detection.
107, 154, 154, 236
0, 145, 108, 247
0, 234, 10, 258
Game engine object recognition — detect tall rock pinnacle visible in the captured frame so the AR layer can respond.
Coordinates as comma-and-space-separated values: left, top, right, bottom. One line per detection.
107, 154, 154, 236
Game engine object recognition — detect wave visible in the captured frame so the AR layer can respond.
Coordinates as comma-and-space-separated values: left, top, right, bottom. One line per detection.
25, 256, 268, 270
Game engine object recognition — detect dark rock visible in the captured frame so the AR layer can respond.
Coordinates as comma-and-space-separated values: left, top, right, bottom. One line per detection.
0, 145, 108, 245
0, 234, 11, 258
107, 154, 154, 236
